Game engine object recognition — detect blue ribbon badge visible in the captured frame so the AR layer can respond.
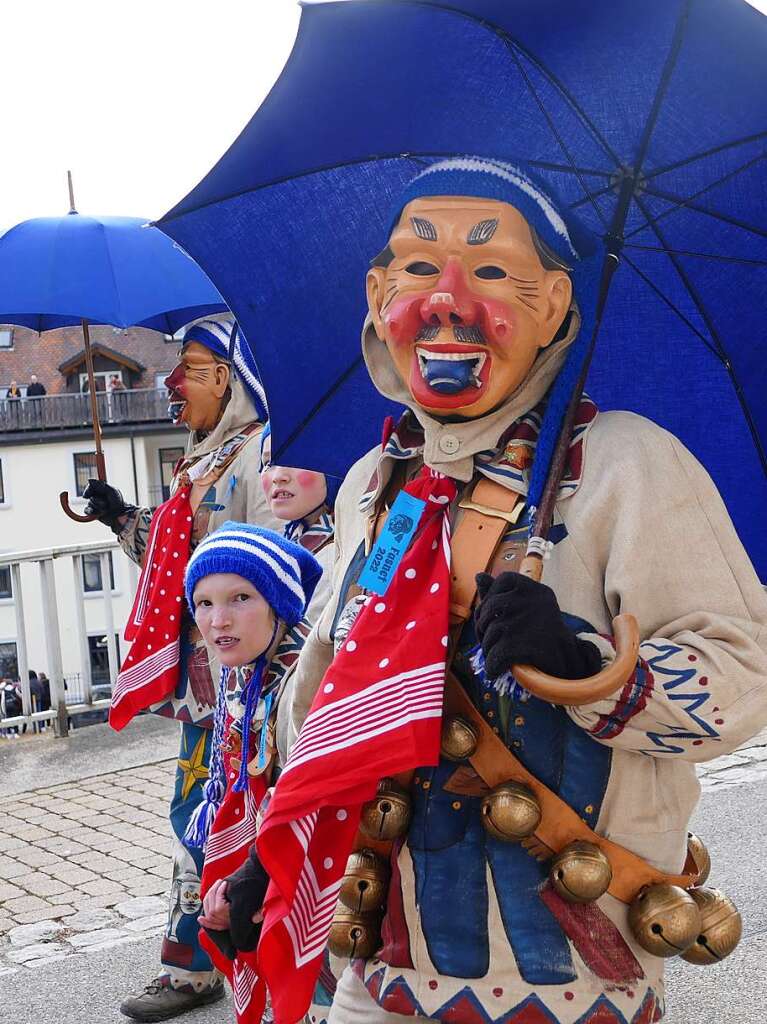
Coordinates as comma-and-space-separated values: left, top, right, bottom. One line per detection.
358, 490, 426, 596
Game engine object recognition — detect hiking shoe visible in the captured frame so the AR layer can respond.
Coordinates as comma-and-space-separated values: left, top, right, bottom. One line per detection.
119, 977, 225, 1022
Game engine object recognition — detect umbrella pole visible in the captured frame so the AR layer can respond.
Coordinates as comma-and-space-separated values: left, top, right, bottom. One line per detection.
520, 174, 635, 582
510, 179, 642, 704
59, 318, 106, 521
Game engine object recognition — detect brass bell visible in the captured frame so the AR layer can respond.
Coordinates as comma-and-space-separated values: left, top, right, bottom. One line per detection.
628, 884, 701, 958
481, 782, 541, 842
680, 887, 742, 965
440, 715, 479, 762
339, 849, 390, 913
550, 841, 612, 904
360, 778, 412, 841
328, 907, 381, 959
686, 832, 712, 885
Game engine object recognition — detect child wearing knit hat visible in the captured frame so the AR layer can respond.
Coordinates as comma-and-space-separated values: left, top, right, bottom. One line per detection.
181, 521, 321, 992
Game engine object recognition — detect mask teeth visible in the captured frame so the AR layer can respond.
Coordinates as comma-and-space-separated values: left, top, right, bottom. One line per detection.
416, 349, 486, 374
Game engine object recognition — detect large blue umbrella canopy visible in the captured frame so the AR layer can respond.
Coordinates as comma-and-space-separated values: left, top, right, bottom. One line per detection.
0, 213, 225, 333
158, 0, 767, 578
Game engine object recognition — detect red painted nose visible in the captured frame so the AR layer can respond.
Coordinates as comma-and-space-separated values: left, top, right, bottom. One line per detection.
419, 258, 480, 327
165, 364, 185, 391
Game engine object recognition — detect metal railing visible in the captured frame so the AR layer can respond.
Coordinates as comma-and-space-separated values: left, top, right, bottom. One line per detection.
0, 387, 170, 433
0, 540, 137, 736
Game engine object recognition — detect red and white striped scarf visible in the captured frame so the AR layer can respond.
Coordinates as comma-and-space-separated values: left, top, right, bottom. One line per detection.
109, 486, 193, 731
200, 741, 268, 1023
249, 469, 456, 1024
197, 623, 311, 1024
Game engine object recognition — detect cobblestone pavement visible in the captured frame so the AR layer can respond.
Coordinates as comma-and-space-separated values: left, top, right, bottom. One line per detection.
0, 725, 765, 983
0, 757, 175, 974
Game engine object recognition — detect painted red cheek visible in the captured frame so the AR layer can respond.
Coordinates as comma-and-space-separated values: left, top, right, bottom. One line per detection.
296, 470, 321, 488
261, 471, 274, 494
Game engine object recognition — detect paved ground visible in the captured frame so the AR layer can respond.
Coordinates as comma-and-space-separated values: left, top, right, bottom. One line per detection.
0, 717, 766, 1022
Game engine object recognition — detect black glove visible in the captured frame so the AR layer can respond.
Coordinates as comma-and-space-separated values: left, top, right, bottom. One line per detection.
225, 844, 270, 952
474, 571, 602, 681
82, 479, 132, 533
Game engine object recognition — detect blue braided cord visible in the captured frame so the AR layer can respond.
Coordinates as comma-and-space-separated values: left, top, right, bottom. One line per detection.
233, 655, 266, 794
183, 666, 229, 849
257, 691, 276, 770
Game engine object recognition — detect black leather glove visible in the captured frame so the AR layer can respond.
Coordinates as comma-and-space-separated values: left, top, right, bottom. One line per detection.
474, 571, 603, 681
226, 844, 270, 952
82, 479, 133, 533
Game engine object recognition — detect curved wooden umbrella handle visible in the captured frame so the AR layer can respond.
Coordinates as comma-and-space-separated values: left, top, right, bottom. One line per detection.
59, 491, 99, 523
512, 613, 640, 706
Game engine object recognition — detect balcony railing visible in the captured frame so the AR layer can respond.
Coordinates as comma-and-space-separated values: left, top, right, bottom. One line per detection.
0, 387, 170, 433
0, 540, 138, 736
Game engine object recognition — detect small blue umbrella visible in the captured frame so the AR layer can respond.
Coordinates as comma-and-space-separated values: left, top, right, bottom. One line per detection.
0, 174, 226, 519
158, 0, 767, 577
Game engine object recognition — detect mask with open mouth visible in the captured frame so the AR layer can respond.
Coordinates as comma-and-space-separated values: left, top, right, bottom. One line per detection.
163, 341, 231, 433
366, 195, 573, 420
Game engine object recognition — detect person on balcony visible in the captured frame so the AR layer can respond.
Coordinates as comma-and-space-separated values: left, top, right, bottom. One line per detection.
26, 375, 46, 397
82, 314, 277, 1022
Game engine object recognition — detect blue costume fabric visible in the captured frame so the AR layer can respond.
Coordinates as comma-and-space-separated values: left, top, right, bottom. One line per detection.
162, 723, 216, 983
409, 615, 611, 985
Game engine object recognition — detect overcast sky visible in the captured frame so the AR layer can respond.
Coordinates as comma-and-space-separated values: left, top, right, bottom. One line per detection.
2, 0, 766, 234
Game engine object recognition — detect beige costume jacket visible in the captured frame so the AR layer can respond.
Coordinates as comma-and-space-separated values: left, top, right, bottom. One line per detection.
287, 323, 767, 1024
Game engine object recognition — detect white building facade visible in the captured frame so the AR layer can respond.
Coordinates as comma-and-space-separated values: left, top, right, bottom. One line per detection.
0, 411, 186, 692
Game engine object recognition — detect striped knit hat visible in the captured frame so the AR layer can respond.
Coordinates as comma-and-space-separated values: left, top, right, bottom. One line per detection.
182, 314, 268, 423
184, 521, 322, 626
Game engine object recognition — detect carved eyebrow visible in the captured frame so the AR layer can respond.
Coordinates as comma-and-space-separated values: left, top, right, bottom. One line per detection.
467, 219, 499, 245
410, 216, 438, 241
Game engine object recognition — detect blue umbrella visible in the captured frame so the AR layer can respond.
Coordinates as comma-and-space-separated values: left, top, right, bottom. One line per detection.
0, 174, 226, 519
158, 0, 767, 577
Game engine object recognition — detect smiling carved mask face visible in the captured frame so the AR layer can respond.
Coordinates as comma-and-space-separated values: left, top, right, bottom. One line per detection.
366, 197, 573, 419
163, 341, 231, 433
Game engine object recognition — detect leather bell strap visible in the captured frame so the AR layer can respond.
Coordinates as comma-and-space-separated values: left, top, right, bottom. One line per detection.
449, 478, 525, 623
444, 671, 698, 902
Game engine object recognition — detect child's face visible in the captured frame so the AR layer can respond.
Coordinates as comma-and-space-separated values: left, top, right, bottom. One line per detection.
260, 434, 327, 521
193, 574, 275, 667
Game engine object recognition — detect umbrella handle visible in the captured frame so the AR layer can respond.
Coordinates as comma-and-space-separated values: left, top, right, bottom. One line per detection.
59, 491, 99, 523
512, 613, 640, 707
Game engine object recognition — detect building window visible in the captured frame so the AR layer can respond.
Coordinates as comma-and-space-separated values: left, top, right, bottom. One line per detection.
0, 567, 11, 600
82, 552, 115, 593
0, 328, 13, 350
79, 370, 120, 392
159, 447, 184, 501
73, 453, 98, 497
0, 641, 17, 679
88, 634, 120, 693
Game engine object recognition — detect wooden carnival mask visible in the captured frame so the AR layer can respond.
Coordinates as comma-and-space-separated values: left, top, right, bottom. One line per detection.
164, 341, 231, 432
366, 196, 572, 419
